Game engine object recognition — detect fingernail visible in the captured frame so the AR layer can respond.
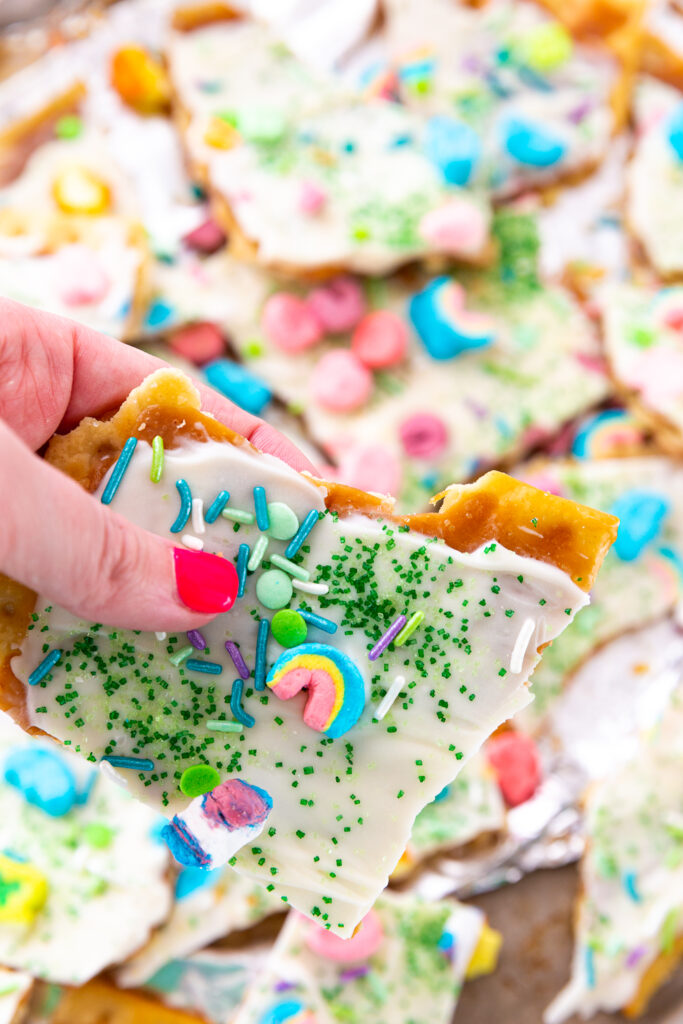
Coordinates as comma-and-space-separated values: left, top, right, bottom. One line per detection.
173, 548, 238, 614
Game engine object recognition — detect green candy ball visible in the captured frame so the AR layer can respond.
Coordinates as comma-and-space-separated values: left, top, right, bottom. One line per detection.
180, 764, 221, 798
271, 609, 308, 648
256, 569, 293, 610
266, 501, 299, 541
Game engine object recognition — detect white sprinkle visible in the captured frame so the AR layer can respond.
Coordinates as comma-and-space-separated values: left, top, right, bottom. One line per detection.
191, 498, 206, 534
155, 632, 167, 642
181, 534, 204, 551
509, 618, 536, 675
99, 760, 128, 790
375, 674, 406, 721
292, 578, 330, 596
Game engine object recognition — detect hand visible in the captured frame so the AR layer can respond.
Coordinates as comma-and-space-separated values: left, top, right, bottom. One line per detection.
0, 298, 317, 631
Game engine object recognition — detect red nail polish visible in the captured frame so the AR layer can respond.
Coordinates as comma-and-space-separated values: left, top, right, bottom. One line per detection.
173, 548, 238, 614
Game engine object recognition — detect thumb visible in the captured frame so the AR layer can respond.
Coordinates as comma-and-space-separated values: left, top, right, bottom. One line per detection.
0, 422, 237, 631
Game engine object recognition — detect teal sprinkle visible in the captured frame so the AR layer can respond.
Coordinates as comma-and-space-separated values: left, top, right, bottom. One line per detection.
253, 485, 270, 530
102, 755, 154, 771
237, 543, 250, 597
101, 437, 137, 505
170, 479, 192, 533
285, 509, 319, 558
623, 870, 641, 903
205, 489, 230, 523
28, 648, 62, 686
584, 947, 596, 989
255, 618, 269, 691
230, 678, 255, 728
185, 659, 223, 675
297, 608, 337, 634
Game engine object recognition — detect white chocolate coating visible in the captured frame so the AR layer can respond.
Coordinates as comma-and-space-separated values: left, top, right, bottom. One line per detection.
0, 714, 171, 985
0, 968, 32, 1024
14, 437, 586, 934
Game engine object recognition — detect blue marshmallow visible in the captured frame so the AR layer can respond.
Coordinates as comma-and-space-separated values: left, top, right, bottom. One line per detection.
423, 116, 481, 186
503, 117, 565, 167
204, 359, 272, 416
4, 747, 77, 818
611, 490, 670, 561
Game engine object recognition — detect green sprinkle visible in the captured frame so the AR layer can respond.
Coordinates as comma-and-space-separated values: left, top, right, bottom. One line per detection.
394, 610, 425, 646
247, 535, 269, 572
55, 114, 82, 139
221, 507, 255, 525
206, 720, 243, 733
150, 435, 164, 482
270, 553, 311, 581
170, 645, 193, 666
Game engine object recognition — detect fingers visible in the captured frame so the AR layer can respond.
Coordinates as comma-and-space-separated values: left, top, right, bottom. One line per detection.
0, 421, 237, 631
0, 299, 318, 473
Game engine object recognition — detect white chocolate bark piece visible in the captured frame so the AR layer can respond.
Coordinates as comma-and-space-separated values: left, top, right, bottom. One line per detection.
517, 456, 683, 719
396, 751, 505, 875
166, 18, 492, 275
642, 1, 683, 90
117, 866, 279, 988
601, 282, 683, 453
0, 968, 33, 1024
11, 425, 599, 934
0, 713, 171, 985
0, 130, 148, 339
141, 948, 266, 1023
233, 892, 484, 1024
383, 0, 619, 199
627, 76, 683, 278
226, 212, 608, 508
545, 686, 683, 1022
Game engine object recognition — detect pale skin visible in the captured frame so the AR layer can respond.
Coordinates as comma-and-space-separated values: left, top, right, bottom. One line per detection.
0, 298, 317, 631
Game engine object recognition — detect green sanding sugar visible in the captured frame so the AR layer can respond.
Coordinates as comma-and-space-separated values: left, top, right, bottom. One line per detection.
180, 764, 221, 798
83, 822, 115, 849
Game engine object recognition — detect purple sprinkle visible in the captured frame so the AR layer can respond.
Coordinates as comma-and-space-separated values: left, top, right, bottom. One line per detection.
225, 641, 250, 680
187, 629, 207, 651
568, 99, 594, 124
340, 967, 369, 983
626, 946, 647, 968
274, 981, 297, 992
368, 614, 407, 662
461, 54, 484, 74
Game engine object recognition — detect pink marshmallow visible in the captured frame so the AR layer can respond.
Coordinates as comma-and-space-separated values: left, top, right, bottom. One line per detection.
298, 179, 327, 215
304, 909, 384, 962
336, 443, 402, 497
261, 292, 323, 353
351, 310, 409, 369
399, 413, 448, 459
307, 277, 366, 334
419, 198, 488, 256
310, 349, 373, 411
182, 217, 226, 254
169, 322, 225, 365
487, 732, 541, 807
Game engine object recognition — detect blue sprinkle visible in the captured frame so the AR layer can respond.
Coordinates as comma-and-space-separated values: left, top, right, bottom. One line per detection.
185, 659, 223, 675
170, 479, 193, 533
255, 618, 270, 691
237, 543, 250, 598
101, 437, 137, 505
297, 608, 338, 635
584, 947, 596, 989
259, 1000, 305, 1024
285, 509, 320, 559
28, 648, 62, 686
611, 490, 670, 561
145, 298, 175, 329
5, 747, 76, 817
230, 678, 255, 728
437, 930, 455, 952
254, 486, 270, 531
667, 102, 683, 162
102, 755, 155, 771
423, 115, 481, 186
175, 864, 222, 900
205, 490, 230, 523
162, 817, 210, 867
623, 870, 642, 903
390, 133, 413, 148
517, 65, 553, 92
204, 359, 272, 416
503, 117, 566, 167
398, 59, 435, 81
434, 785, 450, 802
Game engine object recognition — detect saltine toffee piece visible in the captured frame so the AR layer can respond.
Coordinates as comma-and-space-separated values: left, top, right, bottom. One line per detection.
225, 211, 609, 510
4, 369, 617, 935
50, 980, 207, 1024
601, 282, 683, 456
0, 968, 33, 1024
165, 6, 492, 279
0, 82, 150, 340
641, 1, 683, 92
0, 713, 171, 986
382, 0, 632, 199
516, 454, 683, 722
545, 686, 683, 1022
232, 891, 489, 1024
626, 76, 683, 282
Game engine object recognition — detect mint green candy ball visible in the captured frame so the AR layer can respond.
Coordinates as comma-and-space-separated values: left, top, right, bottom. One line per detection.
256, 569, 293, 609
266, 502, 299, 541
271, 609, 307, 648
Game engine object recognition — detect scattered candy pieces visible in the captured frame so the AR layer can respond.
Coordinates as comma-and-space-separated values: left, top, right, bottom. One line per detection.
4, 747, 77, 817
271, 609, 308, 648
266, 502, 299, 541
307, 277, 365, 333
180, 764, 221, 798
423, 115, 481, 186
261, 293, 323, 353
310, 349, 373, 411
267, 643, 365, 738
466, 922, 502, 978
418, 198, 488, 255
305, 908, 384, 962
399, 413, 449, 459
52, 165, 111, 215
169, 322, 225, 365
204, 359, 272, 415
110, 45, 170, 114
182, 217, 226, 254
504, 117, 566, 168
410, 278, 495, 360
487, 731, 541, 807
55, 245, 110, 306
351, 310, 409, 369
256, 568, 294, 609
611, 490, 670, 562
0, 854, 48, 924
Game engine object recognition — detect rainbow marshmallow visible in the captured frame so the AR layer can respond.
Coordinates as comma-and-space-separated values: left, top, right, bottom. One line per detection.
162, 779, 273, 868
409, 277, 496, 361
266, 643, 366, 739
